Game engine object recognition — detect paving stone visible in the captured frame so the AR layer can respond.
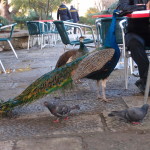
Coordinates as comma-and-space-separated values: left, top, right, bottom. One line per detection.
0, 140, 14, 150
0, 114, 103, 141
123, 96, 150, 107
122, 96, 150, 130
103, 109, 132, 132
15, 137, 82, 150
51, 114, 103, 135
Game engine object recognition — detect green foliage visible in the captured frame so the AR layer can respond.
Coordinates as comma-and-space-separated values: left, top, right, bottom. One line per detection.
80, 1, 119, 25
85, 7, 99, 17
12, 10, 53, 29
11, 0, 73, 20
0, 16, 9, 25
79, 16, 95, 25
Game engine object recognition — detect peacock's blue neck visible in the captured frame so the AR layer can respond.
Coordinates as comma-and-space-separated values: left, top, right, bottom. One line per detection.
104, 10, 121, 66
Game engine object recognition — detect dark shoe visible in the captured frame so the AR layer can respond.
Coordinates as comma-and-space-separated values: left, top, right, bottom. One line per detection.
135, 79, 146, 94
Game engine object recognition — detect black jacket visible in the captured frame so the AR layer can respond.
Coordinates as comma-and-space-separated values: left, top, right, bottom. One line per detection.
70, 6, 79, 23
117, 0, 150, 36
57, 4, 72, 21
117, 0, 147, 15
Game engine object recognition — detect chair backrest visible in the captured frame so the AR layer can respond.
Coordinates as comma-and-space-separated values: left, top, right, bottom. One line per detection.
53, 21, 71, 45
0, 23, 17, 39
96, 17, 125, 46
64, 19, 73, 31
26, 21, 45, 35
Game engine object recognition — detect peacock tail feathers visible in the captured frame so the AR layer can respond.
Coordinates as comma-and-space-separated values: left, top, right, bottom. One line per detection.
0, 54, 87, 113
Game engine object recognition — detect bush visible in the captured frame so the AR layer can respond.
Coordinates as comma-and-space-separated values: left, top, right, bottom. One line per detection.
79, 16, 95, 25
0, 16, 9, 26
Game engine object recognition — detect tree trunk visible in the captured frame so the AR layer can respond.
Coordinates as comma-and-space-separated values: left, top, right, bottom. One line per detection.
0, 0, 12, 22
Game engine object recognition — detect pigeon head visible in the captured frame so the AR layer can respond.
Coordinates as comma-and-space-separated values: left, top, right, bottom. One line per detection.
44, 101, 55, 109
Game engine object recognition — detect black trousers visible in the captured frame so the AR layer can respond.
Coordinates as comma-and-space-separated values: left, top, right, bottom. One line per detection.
125, 33, 150, 80
74, 27, 77, 34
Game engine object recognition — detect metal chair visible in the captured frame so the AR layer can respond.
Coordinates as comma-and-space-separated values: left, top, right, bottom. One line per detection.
45, 21, 60, 46
144, 63, 150, 104
0, 60, 6, 73
26, 21, 51, 49
53, 21, 96, 51
0, 23, 18, 59
95, 17, 124, 47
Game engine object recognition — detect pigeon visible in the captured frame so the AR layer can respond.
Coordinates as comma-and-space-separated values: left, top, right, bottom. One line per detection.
108, 104, 149, 124
44, 101, 80, 122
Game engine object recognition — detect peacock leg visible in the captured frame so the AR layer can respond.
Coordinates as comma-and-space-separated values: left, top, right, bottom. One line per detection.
96, 80, 101, 99
101, 79, 113, 102
101, 79, 111, 102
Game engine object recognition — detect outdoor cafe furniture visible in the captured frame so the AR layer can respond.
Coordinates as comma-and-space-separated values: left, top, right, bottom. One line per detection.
0, 23, 18, 74
125, 10, 150, 104
26, 21, 53, 50
0, 23, 18, 59
53, 20, 97, 51
93, 10, 150, 103
44, 19, 75, 46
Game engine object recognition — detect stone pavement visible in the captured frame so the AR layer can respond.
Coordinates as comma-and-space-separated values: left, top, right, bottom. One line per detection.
0, 43, 150, 150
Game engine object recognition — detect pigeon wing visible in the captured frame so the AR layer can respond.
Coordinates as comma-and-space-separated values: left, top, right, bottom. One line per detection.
126, 107, 146, 122
55, 105, 70, 117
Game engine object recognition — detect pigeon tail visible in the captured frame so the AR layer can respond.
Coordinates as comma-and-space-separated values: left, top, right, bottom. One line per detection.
108, 110, 126, 118
71, 105, 80, 110
108, 111, 119, 117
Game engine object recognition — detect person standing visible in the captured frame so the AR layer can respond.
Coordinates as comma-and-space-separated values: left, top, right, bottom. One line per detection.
70, 5, 79, 34
116, 0, 150, 93
57, 2, 72, 21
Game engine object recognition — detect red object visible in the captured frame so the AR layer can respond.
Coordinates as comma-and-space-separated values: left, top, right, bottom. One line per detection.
126, 13, 150, 18
92, 14, 113, 18
53, 119, 59, 123
36, 20, 54, 22
131, 122, 140, 125
92, 11, 150, 18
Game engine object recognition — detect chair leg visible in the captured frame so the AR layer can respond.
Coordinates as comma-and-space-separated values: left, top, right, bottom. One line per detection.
7, 40, 18, 59
0, 60, 6, 73
72, 44, 75, 49
144, 62, 150, 104
41, 34, 44, 49
124, 56, 129, 89
129, 57, 134, 74
64, 45, 67, 52
27, 36, 30, 50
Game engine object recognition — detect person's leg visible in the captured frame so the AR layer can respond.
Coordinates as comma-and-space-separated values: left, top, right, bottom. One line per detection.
125, 33, 149, 92
74, 27, 76, 34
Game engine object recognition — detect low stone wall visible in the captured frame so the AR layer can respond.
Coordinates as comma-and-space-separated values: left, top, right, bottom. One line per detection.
0, 30, 29, 51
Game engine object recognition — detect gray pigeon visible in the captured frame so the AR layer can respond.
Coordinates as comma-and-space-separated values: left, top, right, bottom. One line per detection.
108, 104, 149, 124
44, 101, 80, 122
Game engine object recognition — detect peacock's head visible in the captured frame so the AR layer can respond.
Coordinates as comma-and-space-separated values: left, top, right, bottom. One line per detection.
79, 36, 86, 42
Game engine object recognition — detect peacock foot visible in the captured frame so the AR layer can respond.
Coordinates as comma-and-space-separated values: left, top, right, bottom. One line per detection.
97, 97, 113, 102
102, 98, 113, 102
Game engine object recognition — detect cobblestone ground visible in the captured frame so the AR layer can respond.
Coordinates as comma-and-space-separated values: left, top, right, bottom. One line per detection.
0, 43, 150, 150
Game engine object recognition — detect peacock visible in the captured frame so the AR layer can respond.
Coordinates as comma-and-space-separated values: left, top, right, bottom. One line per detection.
55, 36, 89, 68
0, 10, 120, 114
73, 10, 120, 101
